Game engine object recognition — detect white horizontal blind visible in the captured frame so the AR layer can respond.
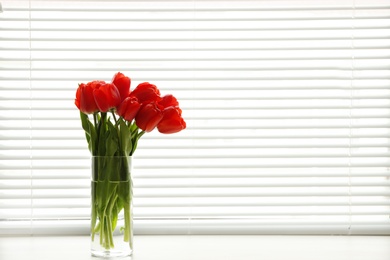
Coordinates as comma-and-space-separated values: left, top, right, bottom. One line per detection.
1, 0, 390, 235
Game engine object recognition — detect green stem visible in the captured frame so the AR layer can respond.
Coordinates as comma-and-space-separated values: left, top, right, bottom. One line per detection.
104, 216, 110, 249
91, 184, 97, 241
93, 221, 100, 233
106, 215, 114, 248
98, 184, 118, 249
111, 110, 118, 126
130, 130, 145, 156
93, 112, 98, 127
107, 191, 118, 248
99, 215, 104, 246
123, 202, 132, 250
138, 130, 145, 139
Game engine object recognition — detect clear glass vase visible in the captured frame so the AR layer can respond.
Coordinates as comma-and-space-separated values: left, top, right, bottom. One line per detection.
91, 156, 133, 258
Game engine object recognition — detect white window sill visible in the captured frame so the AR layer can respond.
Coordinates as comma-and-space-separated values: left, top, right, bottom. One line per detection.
1, 235, 389, 260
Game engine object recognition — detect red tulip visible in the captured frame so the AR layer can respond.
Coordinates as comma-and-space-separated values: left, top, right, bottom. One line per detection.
112, 72, 131, 103
157, 107, 186, 134
130, 82, 161, 104
93, 83, 121, 112
75, 82, 99, 114
135, 102, 164, 132
117, 97, 141, 122
159, 94, 179, 108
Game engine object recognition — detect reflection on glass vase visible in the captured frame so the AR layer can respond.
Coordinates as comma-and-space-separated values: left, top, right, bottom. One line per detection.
90, 156, 133, 258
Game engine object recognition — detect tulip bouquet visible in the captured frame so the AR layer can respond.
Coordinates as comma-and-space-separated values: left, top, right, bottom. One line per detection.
75, 72, 186, 252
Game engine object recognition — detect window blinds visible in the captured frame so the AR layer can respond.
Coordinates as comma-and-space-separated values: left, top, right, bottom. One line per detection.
0, 0, 390, 235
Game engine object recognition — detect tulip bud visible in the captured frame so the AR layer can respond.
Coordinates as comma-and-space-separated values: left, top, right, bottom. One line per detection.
159, 94, 179, 109
117, 97, 141, 122
135, 102, 164, 132
112, 72, 131, 103
93, 83, 121, 112
131, 82, 161, 104
75, 82, 99, 114
157, 107, 186, 134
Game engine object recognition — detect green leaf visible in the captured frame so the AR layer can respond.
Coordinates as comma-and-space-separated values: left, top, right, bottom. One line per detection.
118, 179, 131, 204
106, 121, 119, 156
97, 113, 107, 156
130, 122, 138, 133
79, 111, 91, 143
119, 119, 132, 156
130, 130, 145, 156
95, 180, 118, 214
88, 120, 97, 155
79, 111, 99, 154
80, 112, 90, 134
